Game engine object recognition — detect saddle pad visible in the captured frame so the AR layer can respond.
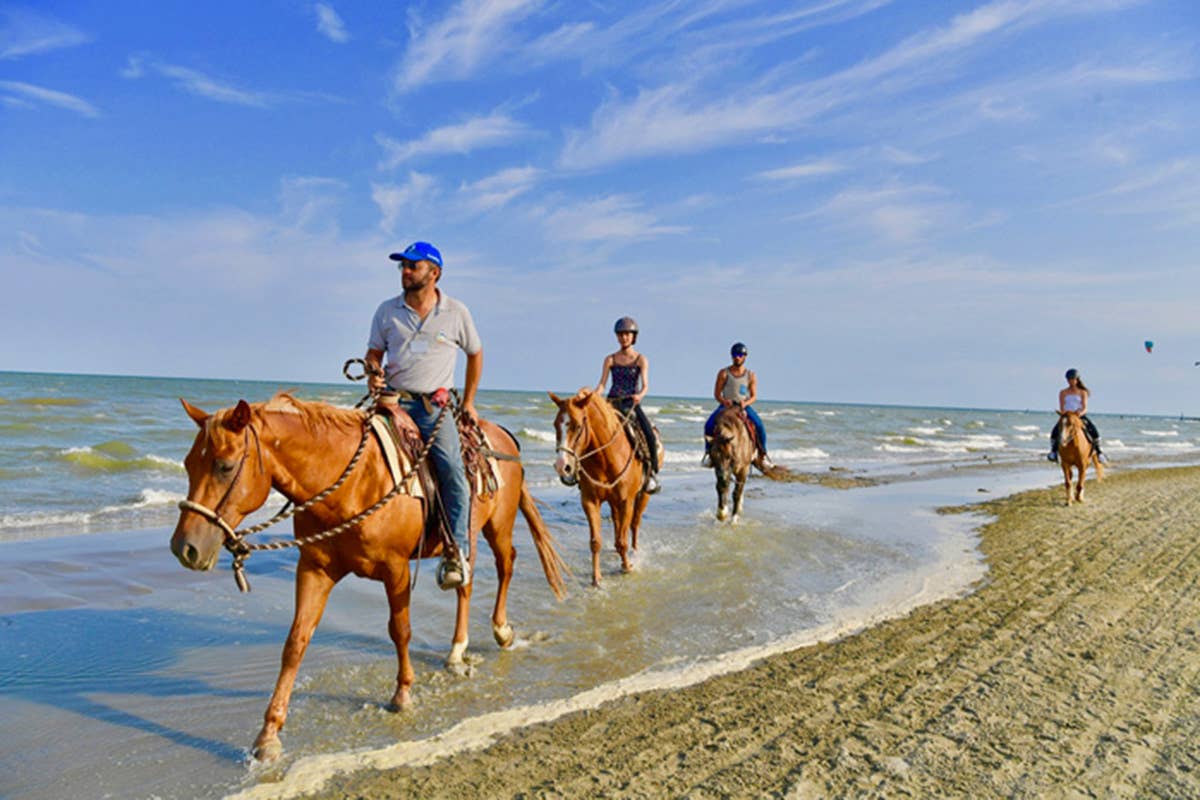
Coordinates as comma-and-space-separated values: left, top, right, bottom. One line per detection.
368, 415, 424, 499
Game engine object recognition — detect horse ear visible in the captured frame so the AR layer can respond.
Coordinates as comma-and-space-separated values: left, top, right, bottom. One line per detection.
180, 398, 209, 428
547, 391, 563, 406
224, 399, 252, 433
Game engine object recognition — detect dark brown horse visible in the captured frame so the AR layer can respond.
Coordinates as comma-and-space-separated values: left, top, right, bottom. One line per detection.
710, 406, 756, 523
549, 388, 655, 587
1057, 410, 1103, 505
170, 393, 566, 761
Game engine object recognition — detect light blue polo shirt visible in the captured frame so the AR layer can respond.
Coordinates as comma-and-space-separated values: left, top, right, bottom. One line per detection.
368, 290, 482, 394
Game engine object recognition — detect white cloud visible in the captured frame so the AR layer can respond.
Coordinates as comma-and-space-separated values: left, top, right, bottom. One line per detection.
372, 172, 437, 233
121, 56, 275, 107
0, 80, 98, 117
756, 158, 845, 181
392, 0, 543, 93
376, 112, 532, 169
801, 183, 958, 243
314, 3, 350, 43
0, 8, 88, 59
458, 166, 543, 212
536, 194, 688, 243
559, 0, 1149, 170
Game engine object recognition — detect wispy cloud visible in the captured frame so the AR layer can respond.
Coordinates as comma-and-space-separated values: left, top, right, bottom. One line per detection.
376, 111, 532, 170
392, 0, 542, 93
0, 80, 98, 117
799, 182, 959, 243
536, 194, 688, 243
121, 56, 275, 107
372, 172, 437, 233
458, 166, 543, 212
559, 0, 1148, 170
756, 158, 846, 181
0, 7, 88, 59
314, 3, 350, 43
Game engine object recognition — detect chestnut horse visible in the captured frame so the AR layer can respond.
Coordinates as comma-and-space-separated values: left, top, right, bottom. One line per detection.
170, 393, 566, 761
1057, 410, 1103, 506
711, 406, 756, 523
550, 388, 656, 587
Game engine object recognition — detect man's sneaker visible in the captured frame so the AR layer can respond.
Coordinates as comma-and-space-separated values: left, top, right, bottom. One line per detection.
645, 473, 661, 494
437, 552, 471, 591
760, 453, 775, 469
701, 451, 712, 467
1047, 451, 1057, 462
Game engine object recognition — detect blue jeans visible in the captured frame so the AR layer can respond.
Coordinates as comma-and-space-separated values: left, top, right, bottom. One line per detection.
705, 405, 767, 451
398, 398, 470, 558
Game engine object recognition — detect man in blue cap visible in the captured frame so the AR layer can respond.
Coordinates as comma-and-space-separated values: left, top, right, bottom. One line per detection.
365, 241, 481, 590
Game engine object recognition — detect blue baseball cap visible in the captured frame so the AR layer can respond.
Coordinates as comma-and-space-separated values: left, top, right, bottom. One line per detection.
389, 241, 443, 268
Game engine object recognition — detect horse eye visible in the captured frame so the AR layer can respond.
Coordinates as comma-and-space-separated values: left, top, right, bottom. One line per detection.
214, 459, 237, 476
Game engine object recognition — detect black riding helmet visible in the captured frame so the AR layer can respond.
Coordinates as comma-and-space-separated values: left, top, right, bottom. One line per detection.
731, 342, 748, 357
614, 316, 639, 342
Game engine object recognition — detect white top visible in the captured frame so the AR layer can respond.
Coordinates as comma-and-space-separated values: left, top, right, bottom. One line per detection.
1063, 393, 1084, 412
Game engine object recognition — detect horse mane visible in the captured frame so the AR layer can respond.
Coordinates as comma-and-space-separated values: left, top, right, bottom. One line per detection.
574, 387, 621, 436
259, 392, 364, 436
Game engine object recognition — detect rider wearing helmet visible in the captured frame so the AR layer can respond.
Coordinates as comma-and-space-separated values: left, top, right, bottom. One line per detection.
1048, 368, 1103, 462
703, 342, 771, 470
595, 316, 661, 494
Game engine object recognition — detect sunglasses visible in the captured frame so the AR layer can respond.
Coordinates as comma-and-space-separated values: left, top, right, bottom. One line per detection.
732, 353, 747, 358
397, 259, 423, 271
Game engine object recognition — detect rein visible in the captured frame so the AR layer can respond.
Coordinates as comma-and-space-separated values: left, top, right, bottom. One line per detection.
557, 401, 638, 491
178, 401, 451, 592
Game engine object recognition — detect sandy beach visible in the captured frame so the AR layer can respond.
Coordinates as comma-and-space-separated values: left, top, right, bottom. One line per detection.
281, 465, 1200, 798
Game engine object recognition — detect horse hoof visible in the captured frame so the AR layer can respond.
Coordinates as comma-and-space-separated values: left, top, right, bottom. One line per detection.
386, 691, 413, 712
252, 737, 283, 763
716, 507, 729, 521
493, 623, 515, 648
730, 514, 740, 526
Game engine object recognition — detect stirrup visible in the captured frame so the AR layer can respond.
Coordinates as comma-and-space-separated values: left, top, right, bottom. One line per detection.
437, 552, 471, 590
644, 473, 661, 495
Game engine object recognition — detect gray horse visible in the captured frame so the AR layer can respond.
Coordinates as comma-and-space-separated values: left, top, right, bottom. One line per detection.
710, 407, 757, 523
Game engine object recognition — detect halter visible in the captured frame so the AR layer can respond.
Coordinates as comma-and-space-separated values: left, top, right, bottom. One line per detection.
555, 401, 638, 490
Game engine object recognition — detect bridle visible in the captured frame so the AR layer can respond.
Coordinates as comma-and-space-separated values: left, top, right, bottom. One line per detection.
554, 402, 637, 490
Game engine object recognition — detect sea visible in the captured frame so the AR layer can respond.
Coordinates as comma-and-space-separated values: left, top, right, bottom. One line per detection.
2, 370, 1197, 800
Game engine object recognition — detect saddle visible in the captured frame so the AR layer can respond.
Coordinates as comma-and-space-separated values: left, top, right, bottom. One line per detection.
612, 402, 657, 470
370, 400, 505, 553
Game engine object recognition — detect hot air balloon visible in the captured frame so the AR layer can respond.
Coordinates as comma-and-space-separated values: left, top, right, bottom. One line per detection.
1144, 340, 1154, 353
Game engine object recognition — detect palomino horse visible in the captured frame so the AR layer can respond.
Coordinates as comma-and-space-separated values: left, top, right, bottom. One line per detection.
170, 393, 566, 761
1057, 410, 1103, 506
550, 388, 657, 587
710, 406, 756, 523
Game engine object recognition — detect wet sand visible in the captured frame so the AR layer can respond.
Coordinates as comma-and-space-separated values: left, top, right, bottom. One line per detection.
276, 465, 1200, 798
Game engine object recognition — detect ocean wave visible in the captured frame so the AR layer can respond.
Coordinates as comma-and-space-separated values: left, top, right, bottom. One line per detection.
1012, 425, 1041, 432
0, 487, 179, 531
771, 447, 829, 461
906, 426, 944, 436
59, 445, 183, 473
1140, 429, 1179, 437
877, 434, 1007, 454
13, 396, 89, 406
517, 428, 556, 444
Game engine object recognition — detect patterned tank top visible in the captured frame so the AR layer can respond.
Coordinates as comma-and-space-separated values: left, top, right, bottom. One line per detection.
721, 369, 751, 403
609, 364, 641, 399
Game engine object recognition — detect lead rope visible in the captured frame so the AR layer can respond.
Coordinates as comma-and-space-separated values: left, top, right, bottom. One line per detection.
215, 401, 451, 592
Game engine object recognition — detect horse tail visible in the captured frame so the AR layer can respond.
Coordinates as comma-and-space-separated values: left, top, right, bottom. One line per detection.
1092, 451, 1104, 481
518, 481, 570, 600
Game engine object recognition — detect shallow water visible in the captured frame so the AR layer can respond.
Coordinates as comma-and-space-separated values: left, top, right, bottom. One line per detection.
2, 372, 1198, 799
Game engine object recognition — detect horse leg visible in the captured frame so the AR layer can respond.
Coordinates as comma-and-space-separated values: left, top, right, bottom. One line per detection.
252, 562, 336, 762
1076, 464, 1086, 503
483, 517, 516, 649
583, 497, 604, 587
611, 498, 633, 574
383, 569, 417, 711
629, 490, 649, 554
731, 466, 749, 523
1061, 464, 1073, 506
715, 466, 731, 520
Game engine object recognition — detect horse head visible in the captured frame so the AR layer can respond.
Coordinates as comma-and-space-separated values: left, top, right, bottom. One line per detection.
548, 388, 596, 486
171, 398, 273, 571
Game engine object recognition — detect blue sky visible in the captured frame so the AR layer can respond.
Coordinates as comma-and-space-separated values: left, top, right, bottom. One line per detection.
2, 0, 1198, 415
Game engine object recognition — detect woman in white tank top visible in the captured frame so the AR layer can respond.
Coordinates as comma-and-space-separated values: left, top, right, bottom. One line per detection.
1049, 369, 1102, 461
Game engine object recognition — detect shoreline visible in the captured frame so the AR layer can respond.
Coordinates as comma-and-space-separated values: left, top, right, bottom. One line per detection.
247, 464, 1200, 799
